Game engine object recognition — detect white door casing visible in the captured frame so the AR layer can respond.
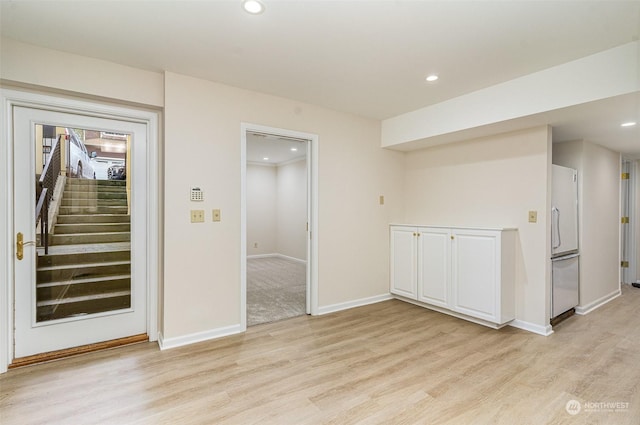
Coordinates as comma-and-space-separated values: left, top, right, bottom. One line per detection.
1, 89, 159, 373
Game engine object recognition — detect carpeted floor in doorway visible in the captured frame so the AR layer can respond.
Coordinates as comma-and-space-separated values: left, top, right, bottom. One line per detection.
247, 256, 306, 326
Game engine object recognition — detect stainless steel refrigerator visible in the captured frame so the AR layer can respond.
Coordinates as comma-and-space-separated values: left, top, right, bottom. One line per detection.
551, 164, 580, 319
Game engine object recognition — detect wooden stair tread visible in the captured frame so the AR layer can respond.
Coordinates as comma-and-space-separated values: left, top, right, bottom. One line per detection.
37, 260, 131, 272
37, 274, 131, 288
52, 231, 131, 236
37, 290, 131, 307
37, 243, 130, 256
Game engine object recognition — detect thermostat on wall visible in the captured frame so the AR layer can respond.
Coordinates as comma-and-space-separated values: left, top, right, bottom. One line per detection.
190, 187, 204, 202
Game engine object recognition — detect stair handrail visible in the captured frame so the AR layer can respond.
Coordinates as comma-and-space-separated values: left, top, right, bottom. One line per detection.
36, 134, 62, 254
35, 188, 49, 254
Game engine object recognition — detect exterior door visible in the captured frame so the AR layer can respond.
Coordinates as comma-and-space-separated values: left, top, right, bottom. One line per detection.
13, 106, 148, 359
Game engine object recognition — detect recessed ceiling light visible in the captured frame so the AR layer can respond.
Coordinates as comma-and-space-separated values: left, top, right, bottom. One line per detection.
263, 157, 269, 161
426, 74, 439, 82
621, 121, 636, 127
290, 147, 298, 152
242, 0, 265, 14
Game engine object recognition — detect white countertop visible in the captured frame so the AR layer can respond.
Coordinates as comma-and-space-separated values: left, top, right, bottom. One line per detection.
389, 223, 518, 231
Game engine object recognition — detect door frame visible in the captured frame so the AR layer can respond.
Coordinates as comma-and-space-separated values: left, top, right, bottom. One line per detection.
0, 88, 160, 373
621, 159, 638, 284
240, 123, 319, 330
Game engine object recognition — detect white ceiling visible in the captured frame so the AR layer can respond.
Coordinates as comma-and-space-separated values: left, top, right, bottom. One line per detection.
246, 132, 307, 165
1, 0, 639, 157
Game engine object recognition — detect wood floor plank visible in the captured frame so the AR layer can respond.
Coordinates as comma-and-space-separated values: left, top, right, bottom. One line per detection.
2, 285, 640, 424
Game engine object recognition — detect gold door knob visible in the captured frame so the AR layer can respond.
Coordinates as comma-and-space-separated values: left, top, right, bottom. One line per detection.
16, 232, 35, 260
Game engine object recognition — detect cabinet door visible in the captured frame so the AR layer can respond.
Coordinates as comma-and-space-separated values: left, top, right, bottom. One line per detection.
390, 226, 417, 299
451, 230, 499, 321
417, 228, 450, 308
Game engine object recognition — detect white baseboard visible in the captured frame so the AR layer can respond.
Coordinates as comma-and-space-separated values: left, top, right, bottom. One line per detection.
575, 288, 621, 315
317, 293, 393, 315
247, 254, 276, 260
509, 319, 554, 336
275, 253, 307, 264
247, 253, 307, 264
158, 324, 243, 350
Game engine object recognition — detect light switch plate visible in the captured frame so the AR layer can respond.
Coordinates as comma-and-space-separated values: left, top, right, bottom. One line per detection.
212, 209, 221, 222
528, 210, 537, 223
190, 210, 205, 223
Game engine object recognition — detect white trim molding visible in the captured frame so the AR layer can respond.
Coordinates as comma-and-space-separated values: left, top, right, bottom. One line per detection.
575, 288, 621, 315
317, 294, 394, 316
509, 320, 554, 336
158, 324, 243, 350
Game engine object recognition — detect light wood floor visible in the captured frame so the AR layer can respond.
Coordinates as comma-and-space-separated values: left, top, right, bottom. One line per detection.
2, 285, 639, 425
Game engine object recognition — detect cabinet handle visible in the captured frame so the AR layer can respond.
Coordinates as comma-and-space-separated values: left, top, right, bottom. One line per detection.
413, 233, 417, 236
451, 236, 454, 240
417, 233, 420, 237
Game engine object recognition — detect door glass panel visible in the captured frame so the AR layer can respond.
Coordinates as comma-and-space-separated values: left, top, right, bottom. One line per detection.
34, 124, 131, 323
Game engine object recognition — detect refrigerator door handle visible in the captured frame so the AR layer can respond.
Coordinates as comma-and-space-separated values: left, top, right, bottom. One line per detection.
552, 207, 561, 249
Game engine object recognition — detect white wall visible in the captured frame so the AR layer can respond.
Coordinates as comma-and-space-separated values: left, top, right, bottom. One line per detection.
553, 140, 621, 309
403, 126, 551, 329
246, 164, 277, 256
246, 159, 307, 261
276, 159, 307, 261
0, 38, 164, 107
163, 71, 405, 340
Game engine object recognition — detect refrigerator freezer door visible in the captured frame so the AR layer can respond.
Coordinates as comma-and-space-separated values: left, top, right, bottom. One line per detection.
552, 165, 579, 256
552, 254, 579, 318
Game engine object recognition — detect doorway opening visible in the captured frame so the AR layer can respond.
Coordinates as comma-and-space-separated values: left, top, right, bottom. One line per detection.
241, 124, 318, 328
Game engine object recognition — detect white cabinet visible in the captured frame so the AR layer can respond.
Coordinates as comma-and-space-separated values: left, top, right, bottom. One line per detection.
417, 227, 450, 309
390, 226, 418, 299
390, 225, 516, 327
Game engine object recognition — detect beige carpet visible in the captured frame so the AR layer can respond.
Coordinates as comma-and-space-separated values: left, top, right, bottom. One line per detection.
247, 256, 306, 326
